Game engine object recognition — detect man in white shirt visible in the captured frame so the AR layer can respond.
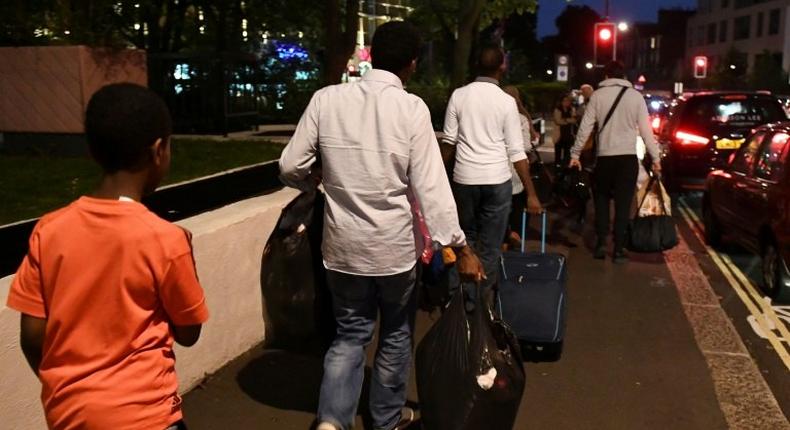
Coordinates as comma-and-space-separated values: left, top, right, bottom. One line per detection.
442, 45, 541, 298
279, 22, 483, 430
570, 61, 661, 263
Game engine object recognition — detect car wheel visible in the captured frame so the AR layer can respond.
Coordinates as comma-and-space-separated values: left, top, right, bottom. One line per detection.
702, 199, 722, 248
761, 241, 790, 303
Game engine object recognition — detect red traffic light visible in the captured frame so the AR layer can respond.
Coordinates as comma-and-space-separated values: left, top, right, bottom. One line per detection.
594, 22, 617, 65
693, 55, 708, 79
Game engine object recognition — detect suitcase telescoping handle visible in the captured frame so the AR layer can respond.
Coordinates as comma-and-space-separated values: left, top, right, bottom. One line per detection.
521, 210, 547, 254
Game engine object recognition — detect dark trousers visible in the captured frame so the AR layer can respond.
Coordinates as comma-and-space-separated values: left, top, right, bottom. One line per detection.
508, 191, 526, 236
555, 136, 573, 168
593, 155, 639, 249
452, 181, 512, 299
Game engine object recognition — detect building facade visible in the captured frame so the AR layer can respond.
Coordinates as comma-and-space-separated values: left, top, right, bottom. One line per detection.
686, 0, 790, 74
620, 10, 696, 88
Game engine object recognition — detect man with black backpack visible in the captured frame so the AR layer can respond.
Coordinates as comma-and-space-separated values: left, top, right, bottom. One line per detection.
569, 61, 661, 263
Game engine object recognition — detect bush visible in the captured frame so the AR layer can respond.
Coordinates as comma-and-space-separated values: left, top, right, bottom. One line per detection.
407, 80, 451, 130
514, 82, 571, 116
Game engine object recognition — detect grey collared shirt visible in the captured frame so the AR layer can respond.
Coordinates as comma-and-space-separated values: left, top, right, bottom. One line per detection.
279, 69, 467, 276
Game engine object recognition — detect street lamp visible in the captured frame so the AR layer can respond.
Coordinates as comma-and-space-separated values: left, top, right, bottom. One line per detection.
546, 69, 554, 75
585, 62, 594, 70
618, 22, 629, 32
729, 64, 736, 70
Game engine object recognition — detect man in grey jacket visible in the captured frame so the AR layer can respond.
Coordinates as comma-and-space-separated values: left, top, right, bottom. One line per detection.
569, 61, 661, 263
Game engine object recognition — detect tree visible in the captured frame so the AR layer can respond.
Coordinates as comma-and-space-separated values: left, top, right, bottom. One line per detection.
322, 0, 360, 85
708, 46, 748, 90
417, 0, 536, 88
547, 5, 601, 81
749, 50, 789, 94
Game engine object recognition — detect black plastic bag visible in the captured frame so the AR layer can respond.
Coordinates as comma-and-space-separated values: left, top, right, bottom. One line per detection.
554, 168, 591, 207
628, 177, 678, 253
260, 190, 335, 351
416, 286, 525, 430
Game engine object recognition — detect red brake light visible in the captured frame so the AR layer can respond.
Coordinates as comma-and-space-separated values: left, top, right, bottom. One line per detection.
722, 95, 747, 100
651, 117, 661, 132
675, 130, 710, 145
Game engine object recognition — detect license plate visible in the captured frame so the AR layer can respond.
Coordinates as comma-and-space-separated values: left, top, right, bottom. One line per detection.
716, 138, 744, 149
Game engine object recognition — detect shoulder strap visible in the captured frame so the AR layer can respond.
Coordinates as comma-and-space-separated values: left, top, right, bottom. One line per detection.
597, 86, 629, 137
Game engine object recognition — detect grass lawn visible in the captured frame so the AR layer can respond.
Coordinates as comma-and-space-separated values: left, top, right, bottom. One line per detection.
0, 138, 284, 225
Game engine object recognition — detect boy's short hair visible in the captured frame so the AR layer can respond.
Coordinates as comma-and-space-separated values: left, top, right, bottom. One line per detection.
604, 61, 626, 79
371, 21, 421, 75
477, 45, 505, 76
85, 83, 172, 173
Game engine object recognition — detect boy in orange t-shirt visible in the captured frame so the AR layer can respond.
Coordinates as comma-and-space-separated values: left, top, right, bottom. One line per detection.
6, 83, 209, 430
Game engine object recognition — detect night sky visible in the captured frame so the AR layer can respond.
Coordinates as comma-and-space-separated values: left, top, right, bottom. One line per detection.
537, 0, 698, 37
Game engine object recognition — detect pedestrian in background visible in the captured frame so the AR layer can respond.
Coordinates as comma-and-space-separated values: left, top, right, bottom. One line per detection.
279, 21, 484, 430
569, 61, 661, 263
553, 94, 577, 172
442, 45, 542, 303
502, 85, 540, 249
576, 84, 594, 120
6, 83, 208, 430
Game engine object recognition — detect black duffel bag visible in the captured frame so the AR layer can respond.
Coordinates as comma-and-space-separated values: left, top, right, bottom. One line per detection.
628, 176, 678, 253
416, 284, 525, 430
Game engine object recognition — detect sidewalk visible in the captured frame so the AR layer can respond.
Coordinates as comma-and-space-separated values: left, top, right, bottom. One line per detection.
182, 207, 731, 429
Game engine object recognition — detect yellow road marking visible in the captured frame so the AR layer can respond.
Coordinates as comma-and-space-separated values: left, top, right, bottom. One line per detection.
679, 199, 790, 346
677, 199, 790, 371
719, 253, 790, 345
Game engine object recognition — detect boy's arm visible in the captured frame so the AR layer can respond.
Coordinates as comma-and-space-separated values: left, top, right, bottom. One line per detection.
171, 323, 202, 347
20, 314, 46, 376
160, 231, 209, 347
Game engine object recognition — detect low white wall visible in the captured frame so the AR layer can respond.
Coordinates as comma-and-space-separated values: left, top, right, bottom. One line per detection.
0, 188, 299, 429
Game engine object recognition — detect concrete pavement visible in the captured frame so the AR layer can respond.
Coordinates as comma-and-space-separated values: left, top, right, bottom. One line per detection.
181, 201, 787, 429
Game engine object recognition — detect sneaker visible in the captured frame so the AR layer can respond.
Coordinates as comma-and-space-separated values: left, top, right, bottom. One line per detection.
613, 248, 629, 264
593, 244, 606, 260
393, 407, 415, 430
317, 422, 338, 430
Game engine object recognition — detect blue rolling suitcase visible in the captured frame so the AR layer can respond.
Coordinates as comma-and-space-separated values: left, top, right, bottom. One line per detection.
497, 211, 567, 361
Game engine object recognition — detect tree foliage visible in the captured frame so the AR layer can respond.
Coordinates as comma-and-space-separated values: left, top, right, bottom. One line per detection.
412, 0, 536, 87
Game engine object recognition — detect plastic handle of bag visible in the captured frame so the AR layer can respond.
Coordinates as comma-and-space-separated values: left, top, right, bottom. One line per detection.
521, 210, 547, 254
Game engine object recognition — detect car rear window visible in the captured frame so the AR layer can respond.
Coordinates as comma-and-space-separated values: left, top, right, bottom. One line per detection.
681, 96, 787, 130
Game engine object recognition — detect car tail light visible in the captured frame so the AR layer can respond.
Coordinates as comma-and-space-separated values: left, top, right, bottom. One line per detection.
675, 130, 710, 146
651, 117, 661, 133
772, 133, 789, 145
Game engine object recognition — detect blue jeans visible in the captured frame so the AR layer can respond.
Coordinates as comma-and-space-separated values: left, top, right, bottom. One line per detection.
452, 181, 513, 295
317, 266, 417, 430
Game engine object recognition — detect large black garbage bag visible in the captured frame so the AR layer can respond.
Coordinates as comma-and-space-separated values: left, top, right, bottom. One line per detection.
260, 190, 335, 351
416, 286, 525, 430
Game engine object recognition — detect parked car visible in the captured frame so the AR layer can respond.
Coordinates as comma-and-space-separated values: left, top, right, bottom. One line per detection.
703, 122, 790, 302
659, 92, 788, 191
